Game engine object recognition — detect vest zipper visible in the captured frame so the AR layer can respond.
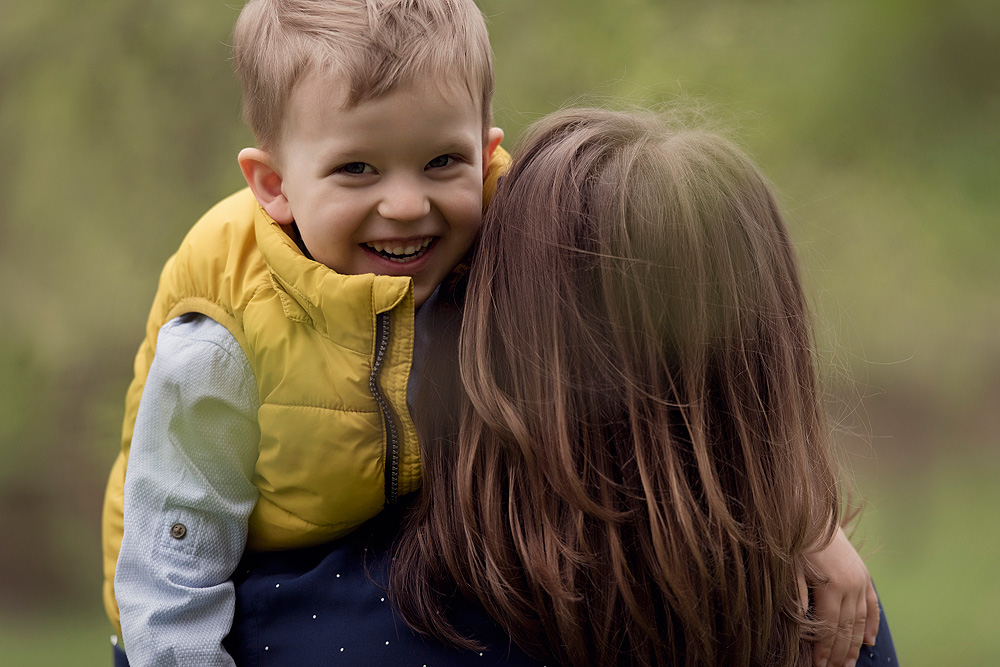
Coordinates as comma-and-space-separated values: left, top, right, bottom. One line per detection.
370, 311, 400, 505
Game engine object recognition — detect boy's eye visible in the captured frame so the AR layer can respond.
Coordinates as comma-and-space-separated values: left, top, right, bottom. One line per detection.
337, 162, 375, 175
426, 155, 455, 169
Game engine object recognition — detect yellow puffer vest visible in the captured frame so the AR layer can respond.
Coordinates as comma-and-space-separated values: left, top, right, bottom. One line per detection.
102, 148, 511, 632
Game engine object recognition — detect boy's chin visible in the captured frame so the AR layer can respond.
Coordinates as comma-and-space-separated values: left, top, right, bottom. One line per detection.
411, 274, 448, 308
412, 284, 433, 308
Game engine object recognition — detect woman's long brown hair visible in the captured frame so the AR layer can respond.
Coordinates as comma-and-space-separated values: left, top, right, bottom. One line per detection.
391, 108, 840, 667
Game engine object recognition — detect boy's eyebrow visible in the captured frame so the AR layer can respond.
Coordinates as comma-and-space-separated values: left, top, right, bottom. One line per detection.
314, 141, 371, 162
316, 134, 481, 164
309, 136, 382, 167
424, 136, 482, 155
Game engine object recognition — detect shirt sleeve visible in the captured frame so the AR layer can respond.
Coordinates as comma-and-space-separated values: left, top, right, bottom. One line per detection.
115, 314, 260, 667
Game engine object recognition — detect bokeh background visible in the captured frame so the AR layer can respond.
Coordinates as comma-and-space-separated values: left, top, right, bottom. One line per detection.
1, 0, 997, 663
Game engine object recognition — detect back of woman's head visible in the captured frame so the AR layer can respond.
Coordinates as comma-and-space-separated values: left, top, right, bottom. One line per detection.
393, 108, 840, 667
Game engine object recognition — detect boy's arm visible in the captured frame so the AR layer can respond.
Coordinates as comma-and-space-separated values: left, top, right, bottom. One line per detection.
806, 526, 880, 667
116, 314, 260, 667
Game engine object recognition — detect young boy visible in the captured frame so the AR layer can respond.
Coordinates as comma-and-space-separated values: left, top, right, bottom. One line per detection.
101, 0, 504, 663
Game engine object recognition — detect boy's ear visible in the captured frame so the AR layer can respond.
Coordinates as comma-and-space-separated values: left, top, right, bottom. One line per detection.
483, 127, 504, 180
237, 147, 294, 224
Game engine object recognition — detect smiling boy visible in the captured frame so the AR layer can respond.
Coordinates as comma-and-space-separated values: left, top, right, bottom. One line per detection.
239, 68, 491, 306
101, 0, 505, 663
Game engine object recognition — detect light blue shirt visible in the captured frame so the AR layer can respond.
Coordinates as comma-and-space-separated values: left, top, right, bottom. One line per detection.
116, 314, 260, 666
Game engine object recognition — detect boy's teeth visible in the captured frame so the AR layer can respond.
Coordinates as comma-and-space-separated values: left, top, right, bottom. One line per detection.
366, 238, 433, 258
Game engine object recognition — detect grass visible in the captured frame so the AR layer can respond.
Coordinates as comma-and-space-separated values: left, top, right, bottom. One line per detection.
0, 608, 113, 667
852, 457, 1000, 666
2, 461, 996, 666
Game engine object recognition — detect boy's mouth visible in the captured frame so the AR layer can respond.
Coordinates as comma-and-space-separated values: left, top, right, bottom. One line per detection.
364, 237, 435, 263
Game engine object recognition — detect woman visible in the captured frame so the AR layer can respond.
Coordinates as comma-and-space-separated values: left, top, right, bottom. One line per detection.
224, 108, 899, 667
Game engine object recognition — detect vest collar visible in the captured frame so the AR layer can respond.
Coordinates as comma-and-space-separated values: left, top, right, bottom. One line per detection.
254, 205, 412, 348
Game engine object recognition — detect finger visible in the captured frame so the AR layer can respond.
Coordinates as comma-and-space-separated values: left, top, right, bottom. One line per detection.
810, 588, 840, 667
845, 587, 867, 666
863, 580, 880, 646
812, 631, 834, 667
824, 594, 856, 667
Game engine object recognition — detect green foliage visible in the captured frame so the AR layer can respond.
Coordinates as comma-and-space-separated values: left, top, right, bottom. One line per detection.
1, 0, 997, 662
1, 0, 249, 368
855, 463, 1000, 665
0, 609, 111, 666
482, 0, 1000, 382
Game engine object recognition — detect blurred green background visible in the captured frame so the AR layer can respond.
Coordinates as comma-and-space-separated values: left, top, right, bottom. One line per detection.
1, 0, 997, 664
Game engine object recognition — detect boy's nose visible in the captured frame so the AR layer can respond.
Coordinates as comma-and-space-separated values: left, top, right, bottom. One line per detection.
378, 180, 431, 222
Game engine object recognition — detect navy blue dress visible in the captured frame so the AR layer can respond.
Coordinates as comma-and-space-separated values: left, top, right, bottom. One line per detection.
223, 509, 546, 666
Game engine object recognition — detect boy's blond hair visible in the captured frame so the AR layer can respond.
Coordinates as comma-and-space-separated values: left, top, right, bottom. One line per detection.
233, 0, 495, 152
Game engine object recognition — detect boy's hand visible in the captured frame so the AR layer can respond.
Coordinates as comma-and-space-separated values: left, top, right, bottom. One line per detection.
806, 526, 879, 667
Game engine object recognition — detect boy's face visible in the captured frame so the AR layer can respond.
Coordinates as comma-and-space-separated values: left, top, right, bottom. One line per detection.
259, 69, 498, 307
